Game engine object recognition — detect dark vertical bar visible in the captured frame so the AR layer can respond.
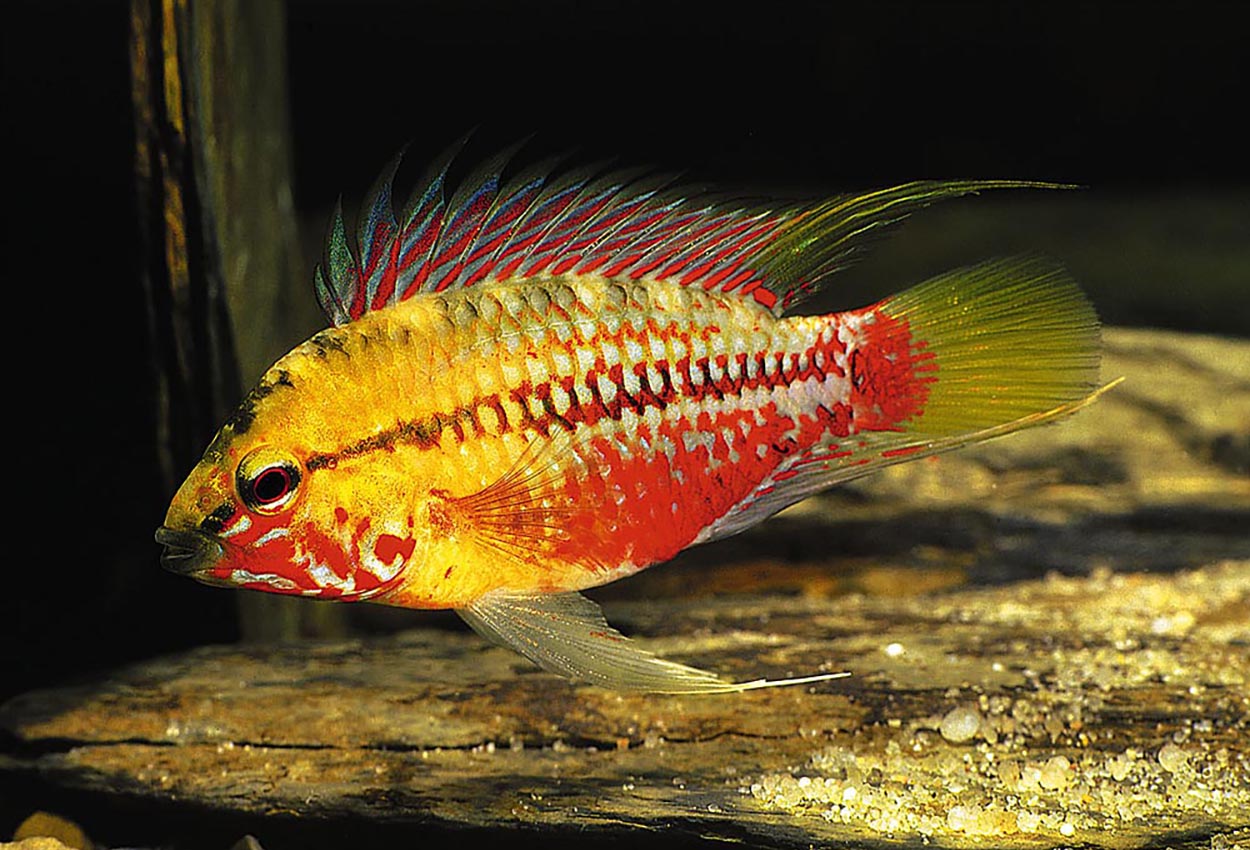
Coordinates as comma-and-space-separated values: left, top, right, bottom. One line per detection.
131, 0, 241, 497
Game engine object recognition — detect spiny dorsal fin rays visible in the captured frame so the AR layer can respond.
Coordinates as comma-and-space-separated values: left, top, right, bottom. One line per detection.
570, 185, 774, 283
455, 152, 566, 290
514, 165, 658, 278
315, 141, 778, 324
423, 139, 533, 294
389, 139, 467, 305
314, 197, 357, 326
317, 139, 469, 324
565, 177, 696, 275
314, 139, 1074, 326
520, 169, 686, 279
357, 148, 404, 307
623, 199, 796, 288
457, 590, 850, 694
555, 172, 693, 274
485, 157, 619, 282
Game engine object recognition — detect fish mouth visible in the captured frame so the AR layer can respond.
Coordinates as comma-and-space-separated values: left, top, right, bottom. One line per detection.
155, 526, 226, 577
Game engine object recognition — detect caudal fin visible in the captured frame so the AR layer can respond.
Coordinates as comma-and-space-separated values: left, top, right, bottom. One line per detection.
877, 255, 1103, 435
697, 256, 1114, 543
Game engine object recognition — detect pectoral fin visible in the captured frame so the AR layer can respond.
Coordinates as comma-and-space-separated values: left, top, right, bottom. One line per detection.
446, 428, 612, 572
458, 590, 847, 694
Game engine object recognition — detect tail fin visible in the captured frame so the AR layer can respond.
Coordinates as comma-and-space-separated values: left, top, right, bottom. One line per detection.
696, 257, 1114, 544
877, 255, 1103, 436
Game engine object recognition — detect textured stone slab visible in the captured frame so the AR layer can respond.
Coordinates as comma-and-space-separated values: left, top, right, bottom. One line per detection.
3, 562, 1247, 848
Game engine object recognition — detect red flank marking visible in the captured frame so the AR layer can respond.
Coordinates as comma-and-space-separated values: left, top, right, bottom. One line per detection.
374, 534, 416, 567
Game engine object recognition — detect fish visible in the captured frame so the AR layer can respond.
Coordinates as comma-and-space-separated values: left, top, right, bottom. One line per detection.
157, 141, 1110, 693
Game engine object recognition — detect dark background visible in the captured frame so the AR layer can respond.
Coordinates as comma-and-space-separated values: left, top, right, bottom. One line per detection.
3, 0, 1245, 707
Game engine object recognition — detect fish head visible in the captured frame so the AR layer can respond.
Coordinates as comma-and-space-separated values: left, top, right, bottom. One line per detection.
157, 429, 304, 593
157, 360, 416, 602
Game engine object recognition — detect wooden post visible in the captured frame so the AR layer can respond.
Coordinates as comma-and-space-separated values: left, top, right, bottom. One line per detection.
130, 0, 345, 641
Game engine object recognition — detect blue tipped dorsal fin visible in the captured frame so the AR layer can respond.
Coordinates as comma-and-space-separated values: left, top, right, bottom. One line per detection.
314, 140, 1069, 326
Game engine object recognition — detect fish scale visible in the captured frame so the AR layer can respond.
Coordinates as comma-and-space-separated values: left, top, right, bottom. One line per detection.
159, 144, 1111, 692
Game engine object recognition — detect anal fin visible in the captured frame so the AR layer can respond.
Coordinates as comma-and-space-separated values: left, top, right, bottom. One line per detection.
458, 590, 847, 694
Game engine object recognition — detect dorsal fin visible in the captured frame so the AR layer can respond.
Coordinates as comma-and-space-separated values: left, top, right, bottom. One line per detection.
315, 140, 1069, 325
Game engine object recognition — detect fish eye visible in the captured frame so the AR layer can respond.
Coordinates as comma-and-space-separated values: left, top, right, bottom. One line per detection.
237, 448, 302, 514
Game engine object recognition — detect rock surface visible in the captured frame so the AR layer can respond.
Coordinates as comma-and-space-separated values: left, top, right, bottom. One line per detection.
3, 328, 1248, 849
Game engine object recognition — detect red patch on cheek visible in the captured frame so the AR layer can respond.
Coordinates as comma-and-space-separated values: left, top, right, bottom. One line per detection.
247, 534, 300, 579
374, 533, 416, 566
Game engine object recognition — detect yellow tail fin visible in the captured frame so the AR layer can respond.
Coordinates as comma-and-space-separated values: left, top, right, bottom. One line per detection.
879, 256, 1103, 435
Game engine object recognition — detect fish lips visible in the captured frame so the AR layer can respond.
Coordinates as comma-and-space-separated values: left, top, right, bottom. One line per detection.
155, 526, 228, 581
